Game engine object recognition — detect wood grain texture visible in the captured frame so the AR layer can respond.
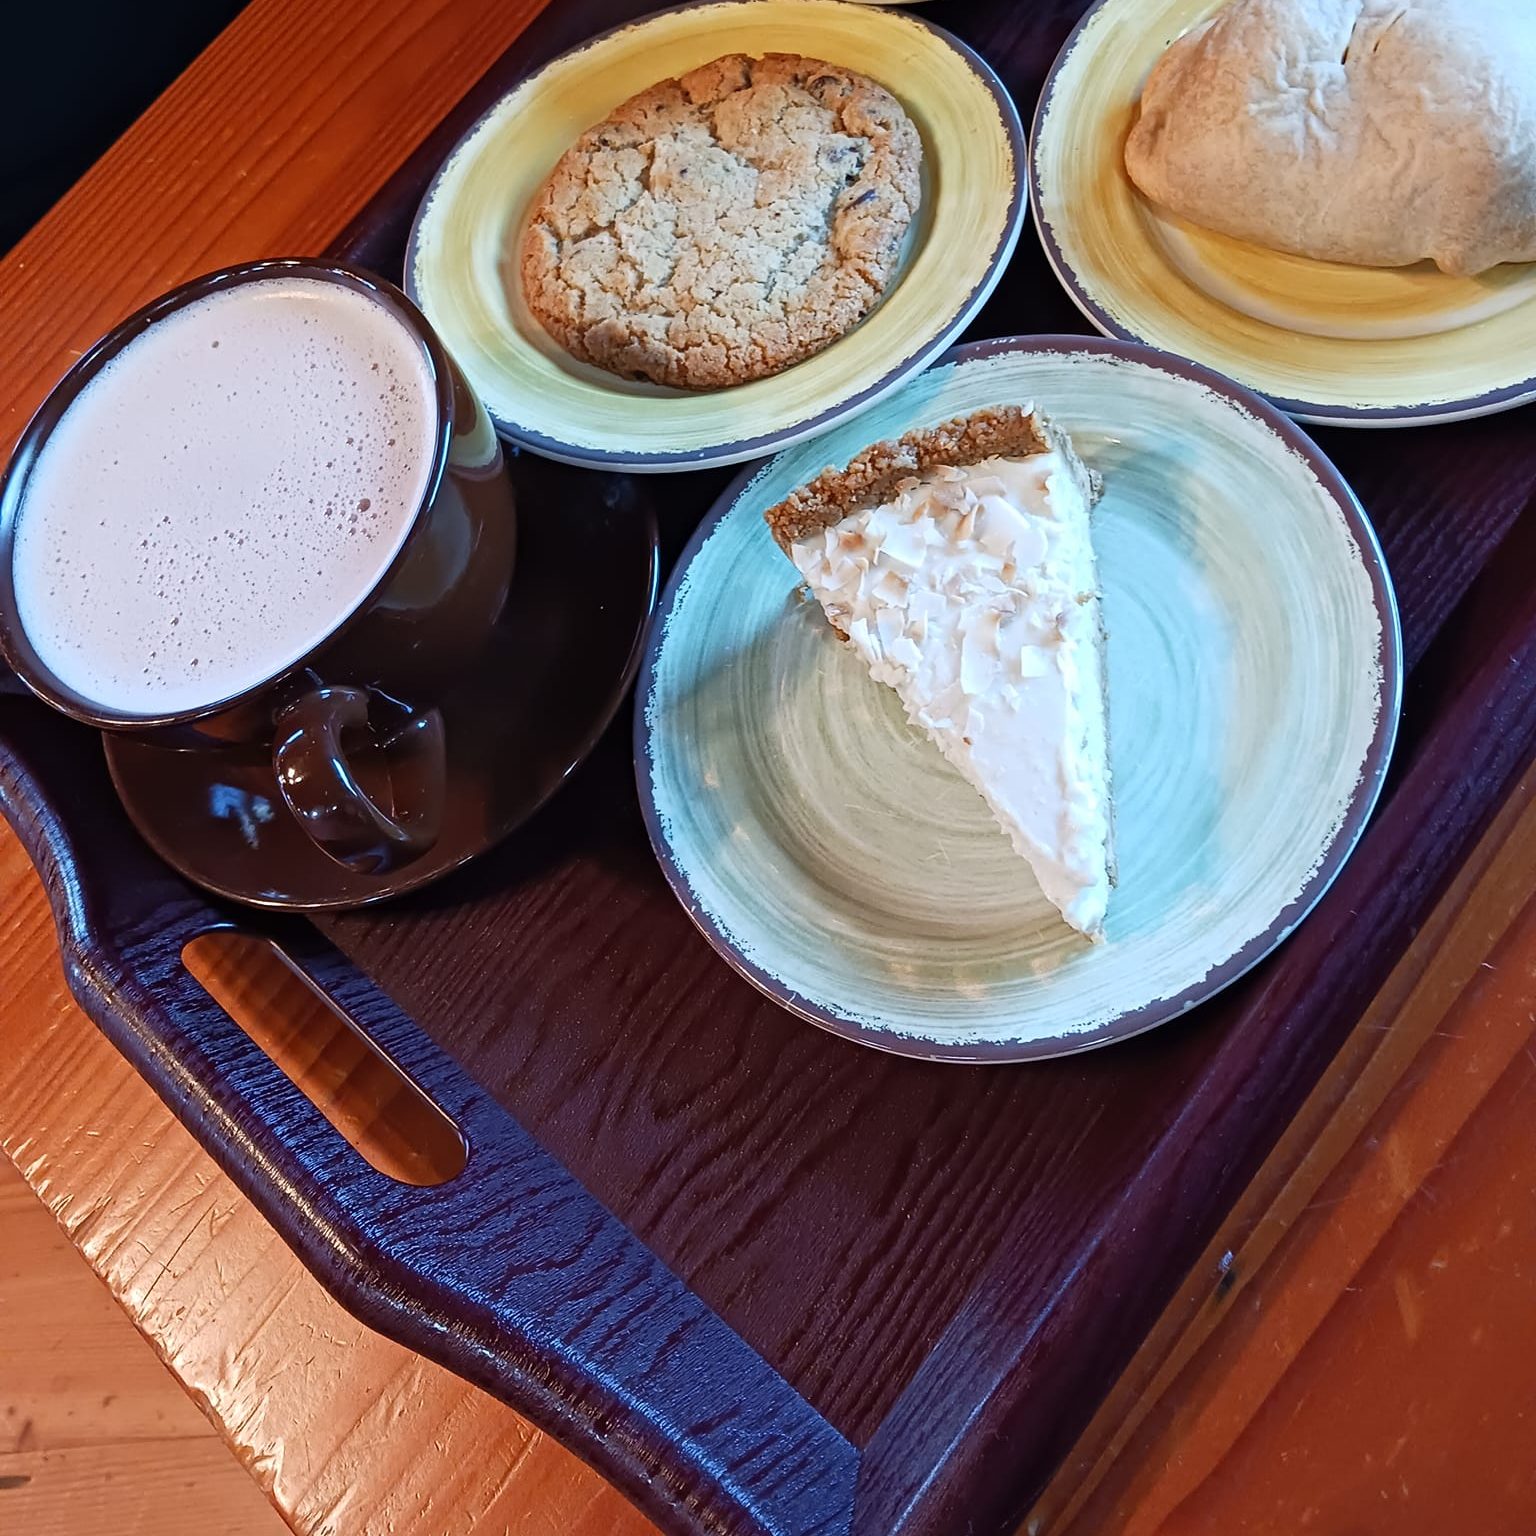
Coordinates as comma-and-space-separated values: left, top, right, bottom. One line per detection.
0, 1, 652, 1533
0, 1158, 287, 1536
0, 836, 658, 1536
0, 0, 551, 457
4, 1, 1536, 1536
0, 697, 857, 1536
181, 931, 468, 1187
1, 1171, 211, 1454
3, 0, 856, 1519
0, 1442, 285, 1536
11, 768, 1536, 1536
318, 7, 1536, 1532
1038, 768, 1536, 1535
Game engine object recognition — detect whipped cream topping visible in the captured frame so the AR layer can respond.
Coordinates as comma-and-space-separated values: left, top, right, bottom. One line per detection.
790, 451, 1112, 937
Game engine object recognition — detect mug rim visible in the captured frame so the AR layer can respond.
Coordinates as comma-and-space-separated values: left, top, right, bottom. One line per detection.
0, 257, 458, 730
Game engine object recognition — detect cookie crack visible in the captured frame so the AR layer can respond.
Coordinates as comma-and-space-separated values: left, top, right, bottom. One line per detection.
520, 52, 921, 388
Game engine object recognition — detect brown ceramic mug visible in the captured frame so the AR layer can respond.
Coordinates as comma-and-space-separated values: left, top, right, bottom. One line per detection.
0, 259, 516, 875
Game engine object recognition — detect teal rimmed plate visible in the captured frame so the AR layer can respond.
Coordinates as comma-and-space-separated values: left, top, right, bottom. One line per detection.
635, 336, 1401, 1061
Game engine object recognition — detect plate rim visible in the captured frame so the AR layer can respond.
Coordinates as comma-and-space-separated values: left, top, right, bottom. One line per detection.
633, 332, 1405, 1062
403, 0, 1028, 472
1027, 0, 1536, 429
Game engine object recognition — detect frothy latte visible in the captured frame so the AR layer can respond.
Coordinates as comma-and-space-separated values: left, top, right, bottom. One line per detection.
11, 275, 438, 715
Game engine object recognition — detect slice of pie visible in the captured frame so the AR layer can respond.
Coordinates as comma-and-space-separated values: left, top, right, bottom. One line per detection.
765, 405, 1114, 939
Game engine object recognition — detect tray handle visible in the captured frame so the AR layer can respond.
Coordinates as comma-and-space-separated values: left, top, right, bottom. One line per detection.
0, 701, 856, 1536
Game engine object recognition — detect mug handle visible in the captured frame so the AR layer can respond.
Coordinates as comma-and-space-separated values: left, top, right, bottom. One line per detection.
273, 684, 445, 874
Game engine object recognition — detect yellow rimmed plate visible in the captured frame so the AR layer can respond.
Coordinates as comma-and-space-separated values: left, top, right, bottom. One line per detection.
407, 0, 1024, 471
1031, 0, 1536, 427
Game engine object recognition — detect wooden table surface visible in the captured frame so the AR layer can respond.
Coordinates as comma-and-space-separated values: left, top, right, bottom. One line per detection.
3, 2, 1536, 1532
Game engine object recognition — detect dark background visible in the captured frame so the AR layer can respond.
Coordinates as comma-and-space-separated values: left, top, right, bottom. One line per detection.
2, 3, 248, 253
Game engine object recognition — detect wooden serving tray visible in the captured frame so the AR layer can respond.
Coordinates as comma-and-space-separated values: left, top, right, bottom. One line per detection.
4, 3, 1536, 1533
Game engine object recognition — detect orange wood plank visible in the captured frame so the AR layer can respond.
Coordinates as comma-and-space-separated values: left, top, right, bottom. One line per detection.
0, 1441, 288, 1536
0, 1, 654, 1531
0, 1161, 289, 1535
0, 0, 546, 458
1040, 774, 1536, 1536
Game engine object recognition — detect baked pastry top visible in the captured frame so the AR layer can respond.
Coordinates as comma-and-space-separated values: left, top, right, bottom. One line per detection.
522, 52, 923, 389
1124, 0, 1536, 276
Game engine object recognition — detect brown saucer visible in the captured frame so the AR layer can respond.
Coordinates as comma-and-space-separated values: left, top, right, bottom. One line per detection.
106, 456, 659, 910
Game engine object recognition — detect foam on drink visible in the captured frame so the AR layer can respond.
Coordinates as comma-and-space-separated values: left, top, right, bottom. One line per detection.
10, 276, 439, 715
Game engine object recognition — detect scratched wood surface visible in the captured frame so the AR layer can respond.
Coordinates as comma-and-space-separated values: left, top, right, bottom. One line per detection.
1035, 769, 1536, 1535
0, 831, 656, 1536
0, 0, 654, 1529
10, 779, 1536, 1534
3, 0, 1536, 1532
0, 1160, 287, 1536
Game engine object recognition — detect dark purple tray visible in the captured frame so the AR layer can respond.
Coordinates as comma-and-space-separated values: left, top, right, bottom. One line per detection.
5, 3, 1536, 1534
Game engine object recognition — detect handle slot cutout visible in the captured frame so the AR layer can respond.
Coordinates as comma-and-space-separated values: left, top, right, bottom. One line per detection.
182, 929, 467, 1186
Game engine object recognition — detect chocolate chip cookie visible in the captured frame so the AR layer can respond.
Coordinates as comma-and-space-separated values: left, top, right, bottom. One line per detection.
520, 53, 923, 390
